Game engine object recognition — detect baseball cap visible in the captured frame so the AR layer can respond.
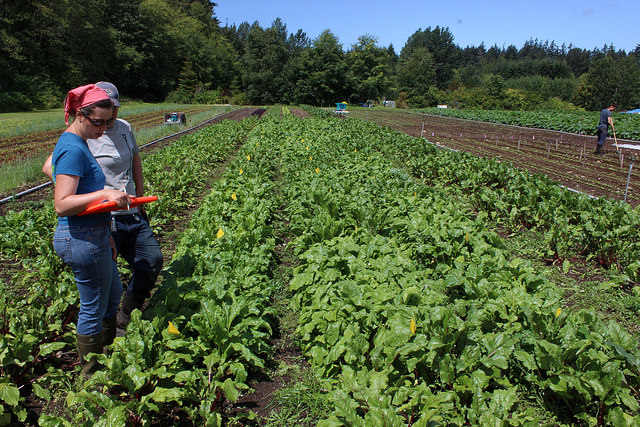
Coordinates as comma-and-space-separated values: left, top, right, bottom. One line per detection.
95, 81, 121, 107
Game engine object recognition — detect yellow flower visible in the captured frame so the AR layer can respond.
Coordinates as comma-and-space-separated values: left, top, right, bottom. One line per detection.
247, 155, 251, 161
315, 167, 320, 174
556, 308, 562, 317
306, 145, 309, 150
410, 318, 416, 335
168, 321, 180, 335
239, 168, 243, 175
309, 156, 313, 160
231, 192, 237, 201
217, 228, 225, 239
465, 233, 469, 243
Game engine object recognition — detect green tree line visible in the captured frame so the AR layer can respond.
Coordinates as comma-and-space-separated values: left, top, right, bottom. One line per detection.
2, 1, 639, 112
0, 0, 235, 111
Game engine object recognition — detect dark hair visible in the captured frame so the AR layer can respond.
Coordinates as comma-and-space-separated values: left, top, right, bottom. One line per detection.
79, 98, 113, 116
609, 102, 618, 108
67, 98, 113, 122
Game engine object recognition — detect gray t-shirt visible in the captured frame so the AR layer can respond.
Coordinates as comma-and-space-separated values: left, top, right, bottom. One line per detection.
88, 118, 139, 214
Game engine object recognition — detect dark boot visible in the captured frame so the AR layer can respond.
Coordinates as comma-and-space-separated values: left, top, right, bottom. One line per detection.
595, 145, 604, 154
76, 332, 103, 379
117, 291, 141, 329
102, 316, 117, 352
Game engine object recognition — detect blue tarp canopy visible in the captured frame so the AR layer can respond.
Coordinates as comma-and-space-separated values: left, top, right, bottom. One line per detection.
622, 108, 640, 114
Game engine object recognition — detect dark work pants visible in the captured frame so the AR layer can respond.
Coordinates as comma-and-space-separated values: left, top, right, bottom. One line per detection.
111, 214, 163, 306
596, 124, 608, 148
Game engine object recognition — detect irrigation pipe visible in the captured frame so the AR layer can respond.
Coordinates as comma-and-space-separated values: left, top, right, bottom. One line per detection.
0, 181, 54, 205
0, 110, 238, 205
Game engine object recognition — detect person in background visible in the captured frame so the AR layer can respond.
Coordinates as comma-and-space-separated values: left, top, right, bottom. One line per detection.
595, 102, 616, 154
49, 84, 130, 379
44, 82, 163, 333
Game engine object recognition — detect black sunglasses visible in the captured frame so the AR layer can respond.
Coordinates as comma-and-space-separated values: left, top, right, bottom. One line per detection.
80, 110, 115, 127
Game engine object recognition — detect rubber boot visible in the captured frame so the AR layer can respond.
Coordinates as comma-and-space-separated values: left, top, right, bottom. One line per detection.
102, 316, 117, 352
76, 332, 103, 379
117, 291, 140, 329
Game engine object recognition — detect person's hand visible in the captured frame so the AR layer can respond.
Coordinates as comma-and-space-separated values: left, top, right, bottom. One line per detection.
104, 189, 131, 209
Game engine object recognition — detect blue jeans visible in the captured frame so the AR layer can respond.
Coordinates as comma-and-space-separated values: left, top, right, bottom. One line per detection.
111, 214, 163, 305
53, 223, 122, 335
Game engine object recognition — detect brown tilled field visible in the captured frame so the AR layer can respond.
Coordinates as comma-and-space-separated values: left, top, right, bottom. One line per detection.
350, 109, 640, 207
0, 107, 217, 164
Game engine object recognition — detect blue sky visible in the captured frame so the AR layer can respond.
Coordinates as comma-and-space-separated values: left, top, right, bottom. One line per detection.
216, 0, 639, 53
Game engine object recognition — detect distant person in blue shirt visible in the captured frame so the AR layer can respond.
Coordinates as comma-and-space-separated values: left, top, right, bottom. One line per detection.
50, 84, 130, 379
595, 102, 616, 154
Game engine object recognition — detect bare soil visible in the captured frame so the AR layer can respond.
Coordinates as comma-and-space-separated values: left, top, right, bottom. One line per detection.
289, 108, 310, 119
0, 107, 212, 164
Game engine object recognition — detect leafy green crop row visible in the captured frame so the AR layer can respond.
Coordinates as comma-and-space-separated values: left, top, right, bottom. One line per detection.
42, 122, 282, 425
3, 109, 640, 425
415, 108, 640, 141
276, 112, 640, 424
0, 206, 73, 425
329, 105, 640, 273
391, 127, 640, 276
0, 119, 254, 425
143, 118, 257, 227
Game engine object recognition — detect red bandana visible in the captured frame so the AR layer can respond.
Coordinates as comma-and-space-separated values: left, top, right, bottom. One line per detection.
64, 84, 111, 125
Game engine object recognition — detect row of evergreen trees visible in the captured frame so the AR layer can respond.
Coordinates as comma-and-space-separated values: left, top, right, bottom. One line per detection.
1, 0, 639, 112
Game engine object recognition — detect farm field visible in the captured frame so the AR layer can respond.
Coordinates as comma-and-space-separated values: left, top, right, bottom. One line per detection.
412, 108, 640, 141
0, 105, 227, 165
2, 107, 640, 425
349, 108, 640, 207
0, 105, 250, 198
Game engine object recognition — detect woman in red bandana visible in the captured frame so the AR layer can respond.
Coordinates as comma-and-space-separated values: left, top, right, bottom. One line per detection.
51, 84, 131, 379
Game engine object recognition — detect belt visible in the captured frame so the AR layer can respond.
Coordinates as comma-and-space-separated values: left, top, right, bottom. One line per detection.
113, 213, 141, 221
111, 214, 142, 231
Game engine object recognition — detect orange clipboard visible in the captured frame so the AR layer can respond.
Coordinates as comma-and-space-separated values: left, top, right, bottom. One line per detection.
78, 195, 158, 216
